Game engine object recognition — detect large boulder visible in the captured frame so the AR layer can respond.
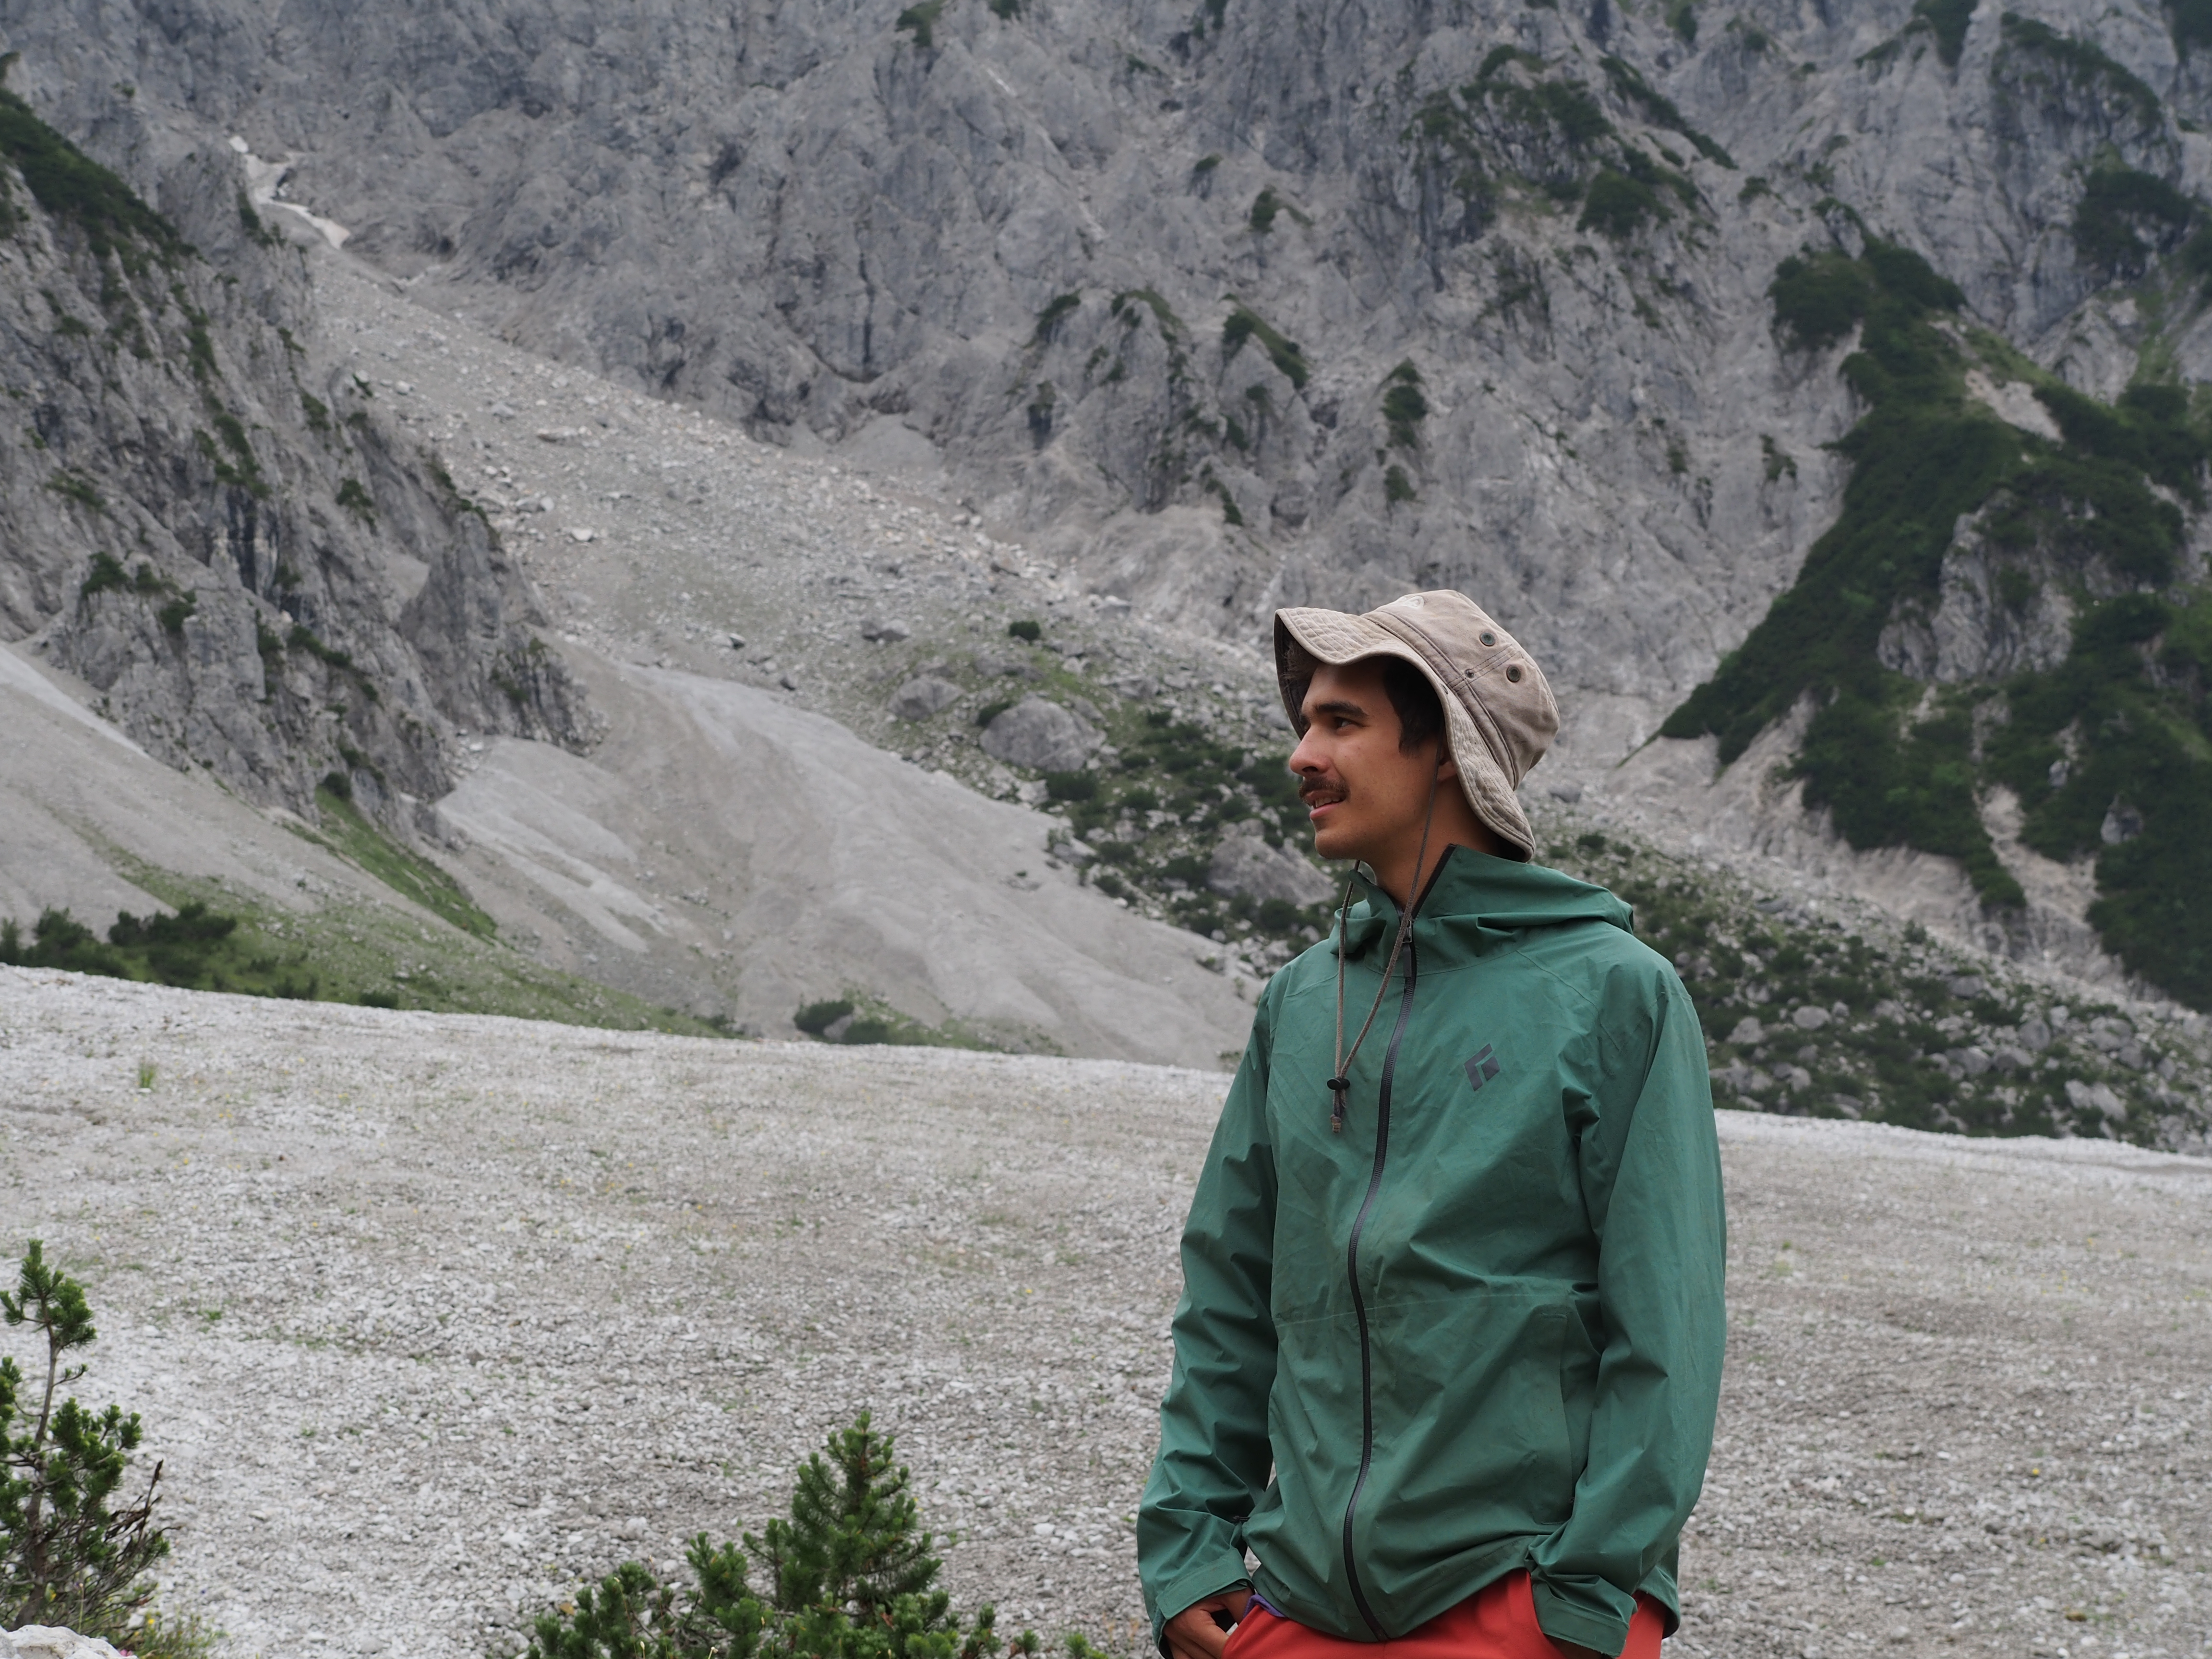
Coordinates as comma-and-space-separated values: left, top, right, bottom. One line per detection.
3, 1629, 128, 1659
980, 696, 1101, 773
888, 675, 961, 721
1206, 826, 1335, 907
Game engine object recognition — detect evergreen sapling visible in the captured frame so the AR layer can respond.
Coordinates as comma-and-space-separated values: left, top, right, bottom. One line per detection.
0, 1239, 169, 1636
518, 1414, 1070, 1659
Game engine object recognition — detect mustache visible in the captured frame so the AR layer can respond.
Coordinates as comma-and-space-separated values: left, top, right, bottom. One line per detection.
1298, 776, 1345, 805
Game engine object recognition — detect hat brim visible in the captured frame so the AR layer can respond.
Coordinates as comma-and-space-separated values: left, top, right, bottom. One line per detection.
1274, 608, 1537, 861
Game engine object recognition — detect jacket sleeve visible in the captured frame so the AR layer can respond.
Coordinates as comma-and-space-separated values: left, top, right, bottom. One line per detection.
1528, 969, 1728, 1657
1137, 994, 1280, 1651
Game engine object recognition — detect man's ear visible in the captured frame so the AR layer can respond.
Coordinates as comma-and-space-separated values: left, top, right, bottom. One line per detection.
1435, 748, 1460, 781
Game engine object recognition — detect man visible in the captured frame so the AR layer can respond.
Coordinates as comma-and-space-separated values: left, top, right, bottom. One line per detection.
1137, 591, 1726, 1659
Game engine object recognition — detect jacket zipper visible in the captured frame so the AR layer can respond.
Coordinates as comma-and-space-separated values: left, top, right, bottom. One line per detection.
1339, 933, 1420, 1638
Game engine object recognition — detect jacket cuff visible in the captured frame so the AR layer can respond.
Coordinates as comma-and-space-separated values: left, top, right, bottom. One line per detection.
1529, 1573, 1635, 1657
1148, 1566, 1254, 1659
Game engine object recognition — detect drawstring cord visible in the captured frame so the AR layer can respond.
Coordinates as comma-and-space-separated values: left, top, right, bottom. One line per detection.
1328, 764, 1441, 1133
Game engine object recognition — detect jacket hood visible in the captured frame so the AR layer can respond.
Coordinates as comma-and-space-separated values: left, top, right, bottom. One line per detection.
1334, 845, 1632, 962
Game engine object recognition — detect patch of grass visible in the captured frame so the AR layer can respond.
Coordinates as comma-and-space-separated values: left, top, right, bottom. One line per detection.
1383, 463, 1417, 505
1477, 45, 1544, 80
1485, 78, 1614, 147
1221, 302, 1310, 388
793, 992, 1023, 1053
1599, 57, 1737, 168
335, 476, 375, 522
287, 624, 352, 670
0, 80, 184, 266
1031, 292, 1080, 344
46, 470, 103, 513
1577, 167, 1665, 238
1997, 13, 2163, 130
1914, 0, 1979, 64
893, 0, 945, 48
1249, 187, 1281, 232
309, 783, 497, 939
2070, 165, 2194, 282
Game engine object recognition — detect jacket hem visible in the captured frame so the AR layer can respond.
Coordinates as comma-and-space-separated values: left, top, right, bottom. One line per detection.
1528, 1578, 1633, 1656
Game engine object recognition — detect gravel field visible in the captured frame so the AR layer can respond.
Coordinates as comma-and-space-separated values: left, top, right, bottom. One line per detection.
1, 968, 2208, 1659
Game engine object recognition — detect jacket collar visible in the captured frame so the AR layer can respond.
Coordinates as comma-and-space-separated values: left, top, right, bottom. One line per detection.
1331, 844, 1634, 969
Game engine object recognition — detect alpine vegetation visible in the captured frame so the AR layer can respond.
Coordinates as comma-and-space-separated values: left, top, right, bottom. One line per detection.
0, 1240, 172, 1641
514, 1414, 1085, 1659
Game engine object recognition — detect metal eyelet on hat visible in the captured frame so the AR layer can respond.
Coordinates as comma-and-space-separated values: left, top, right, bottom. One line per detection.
1480, 632, 1496, 647
1506, 665, 1523, 682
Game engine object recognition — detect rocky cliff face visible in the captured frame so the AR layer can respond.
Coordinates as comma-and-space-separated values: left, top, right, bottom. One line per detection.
1, 0, 2198, 672
0, 76, 588, 822
5, 0, 2212, 1024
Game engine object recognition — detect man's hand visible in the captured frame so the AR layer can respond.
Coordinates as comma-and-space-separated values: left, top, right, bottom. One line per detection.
1163, 1589, 1253, 1659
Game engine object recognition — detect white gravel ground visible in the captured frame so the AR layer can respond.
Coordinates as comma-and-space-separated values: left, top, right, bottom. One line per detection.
1, 967, 2208, 1659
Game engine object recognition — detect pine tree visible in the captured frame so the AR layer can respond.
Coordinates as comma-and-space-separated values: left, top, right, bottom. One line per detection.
0, 1239, 169, 1635
523, 1414, 1027, 1659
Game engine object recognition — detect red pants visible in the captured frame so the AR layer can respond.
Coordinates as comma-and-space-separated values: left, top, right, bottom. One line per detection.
1223, 1573, 1665, 1659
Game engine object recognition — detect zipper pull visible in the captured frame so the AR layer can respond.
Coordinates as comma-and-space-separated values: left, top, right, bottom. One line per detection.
1327, 1075, 1350, 1133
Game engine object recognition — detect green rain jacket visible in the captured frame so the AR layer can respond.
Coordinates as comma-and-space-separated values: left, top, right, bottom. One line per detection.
1138, 849, 1726, 1658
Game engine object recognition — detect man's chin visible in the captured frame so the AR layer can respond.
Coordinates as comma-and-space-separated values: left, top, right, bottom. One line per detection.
1309, 825, 1359, 862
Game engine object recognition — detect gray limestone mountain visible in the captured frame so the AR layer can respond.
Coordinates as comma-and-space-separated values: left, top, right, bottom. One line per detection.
6, 0, 2212, 1098
0, 74, 588, 824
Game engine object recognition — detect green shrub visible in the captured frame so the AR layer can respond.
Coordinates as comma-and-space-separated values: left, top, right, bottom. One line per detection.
1220, 305, 1310, 388
0, 1240, 170, 1636
336, 476, 375, 521
80, 552, 130, 597
156, 591, 197, 636
1768, 251, 1873, 349
1912, 0, 1978, 64
1043, 770, 1096, 802
1382, 363, 1428, 448
1383, 464, 1416, 505
2071, 166, 2194, 280
1248, 187, 1280, 232
794, 998, 855, 1035
1576, 168, 1664, 238
1030, 294, 1080, 344
1006, 619, 1042, 641
0, 902, 318, 998
893, 0, 945, 48
518, 1415, 1031, 1659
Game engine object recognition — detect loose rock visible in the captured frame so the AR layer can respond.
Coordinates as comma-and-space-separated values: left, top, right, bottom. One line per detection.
980, 697, 1101, 773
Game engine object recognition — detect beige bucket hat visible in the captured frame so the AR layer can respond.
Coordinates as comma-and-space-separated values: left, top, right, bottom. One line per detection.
1274, 590, 1559, 861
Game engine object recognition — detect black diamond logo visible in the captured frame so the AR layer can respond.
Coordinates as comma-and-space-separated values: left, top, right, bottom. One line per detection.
1465, 1044, 1501, 1092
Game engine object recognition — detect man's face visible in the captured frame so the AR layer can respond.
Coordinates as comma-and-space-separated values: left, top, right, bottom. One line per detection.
1288, 659, 1441, 864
